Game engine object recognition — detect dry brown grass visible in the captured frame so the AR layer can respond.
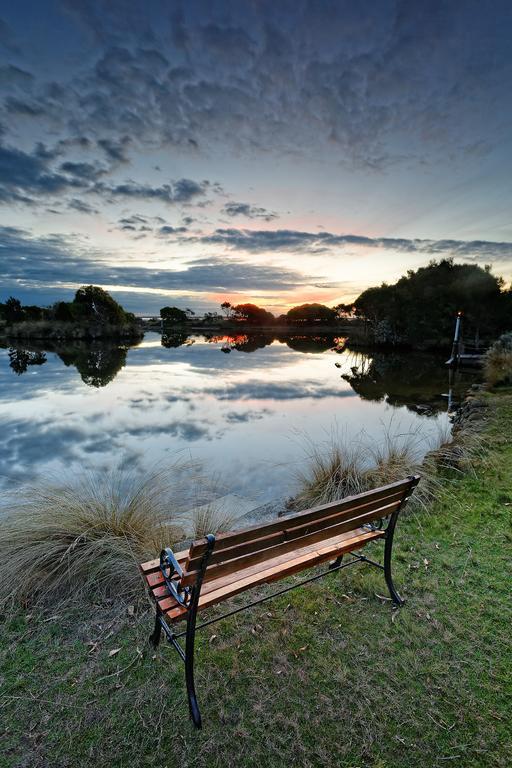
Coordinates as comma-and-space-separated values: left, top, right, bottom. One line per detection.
190, 502, 237, 539
0, 465, 204, 609
294, 425, 426, 510
292, 416, 489, 514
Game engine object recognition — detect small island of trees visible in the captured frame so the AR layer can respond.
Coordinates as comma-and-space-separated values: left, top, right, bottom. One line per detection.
0, 286, 142, 341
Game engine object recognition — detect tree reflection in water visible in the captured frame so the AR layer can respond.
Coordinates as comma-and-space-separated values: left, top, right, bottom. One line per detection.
2, 335, 474, 411
58, 343, 130, 387
341, 351, 460, 415
3, 339, 141, 387
8, 348, 47, 375
162, 332, 193, 348
200, 333, 346, 355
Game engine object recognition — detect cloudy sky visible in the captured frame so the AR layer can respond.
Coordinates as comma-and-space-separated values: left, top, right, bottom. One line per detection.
1, 0, 512, 314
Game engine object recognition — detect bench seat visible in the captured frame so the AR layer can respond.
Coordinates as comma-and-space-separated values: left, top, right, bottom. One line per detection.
141, 525, 385, 622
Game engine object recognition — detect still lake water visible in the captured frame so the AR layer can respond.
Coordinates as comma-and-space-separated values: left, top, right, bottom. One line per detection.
0, 332, 476, 506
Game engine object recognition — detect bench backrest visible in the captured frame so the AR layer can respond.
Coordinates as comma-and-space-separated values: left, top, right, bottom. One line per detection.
181, 476, 419, 587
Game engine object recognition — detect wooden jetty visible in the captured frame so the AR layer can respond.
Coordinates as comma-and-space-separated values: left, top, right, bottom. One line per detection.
446, 312, 488, 367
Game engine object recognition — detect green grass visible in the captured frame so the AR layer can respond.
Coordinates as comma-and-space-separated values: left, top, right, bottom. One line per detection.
1, 393, 511, 767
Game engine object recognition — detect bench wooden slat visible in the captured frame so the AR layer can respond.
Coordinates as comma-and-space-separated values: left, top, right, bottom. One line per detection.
180, 498, 400, 587
185, 477, 414, 562
184, 489, 406, 575
148, 526, 373, 600
160, 528, 385, 622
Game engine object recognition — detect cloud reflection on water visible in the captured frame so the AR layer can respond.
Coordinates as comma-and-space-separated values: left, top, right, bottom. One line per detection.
0, 333, 468, 499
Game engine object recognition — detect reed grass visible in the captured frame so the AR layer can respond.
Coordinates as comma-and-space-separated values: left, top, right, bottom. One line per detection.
0, 460, 243, 609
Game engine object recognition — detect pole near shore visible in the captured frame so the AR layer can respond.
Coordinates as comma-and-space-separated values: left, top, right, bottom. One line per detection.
447, 311, 462, 366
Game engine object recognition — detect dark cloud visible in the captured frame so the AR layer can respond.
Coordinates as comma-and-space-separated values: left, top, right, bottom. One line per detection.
0, 225, 310, 299
223, 201, 278, 221
93, 178, 210, 204
97, 136, 131, 163
0, 64, 32, 88
119, 214, 149, 226
0, 142, 84, 203
0, 138, 218, 208
59, 160, 106, 180
68, 198, 99, 214
196, 227, 512, 260
3, 1, 510, 169
158, 224, 188, 236
114, 214, 185, 236
4, 97, 44, 116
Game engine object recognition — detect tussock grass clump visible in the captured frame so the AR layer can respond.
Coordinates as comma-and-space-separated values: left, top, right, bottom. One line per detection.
293, 417, 488, 513
484, 331, 512, 387
191, 502, 236, 540
293, 425, 429, 511
0, 466, 206, 609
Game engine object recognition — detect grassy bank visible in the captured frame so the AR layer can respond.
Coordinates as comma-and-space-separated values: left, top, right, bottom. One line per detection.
1, 393, 511, 767
1, 319, 143, 340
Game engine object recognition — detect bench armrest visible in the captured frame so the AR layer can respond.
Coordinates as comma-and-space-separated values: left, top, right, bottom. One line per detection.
160, 547, 190, 608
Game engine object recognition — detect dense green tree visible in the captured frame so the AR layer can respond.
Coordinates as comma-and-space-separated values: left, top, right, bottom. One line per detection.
232, 303, 275, 325
54, 301, 74, 322
353, 259, 509, 346
73, 285, 128, 324
160, 306, 188, 323
286, 303, 337, 325
3, 297, 24, 323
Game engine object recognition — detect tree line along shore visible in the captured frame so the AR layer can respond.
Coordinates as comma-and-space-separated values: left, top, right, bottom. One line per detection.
2, 259, 512, 349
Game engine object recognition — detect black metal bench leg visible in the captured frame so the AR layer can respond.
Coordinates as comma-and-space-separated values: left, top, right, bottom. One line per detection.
150, 610, 162, 648
329, 554, 344, 570
184, 534, 216, 729
384, 510, 405, 606
185, 605, 202, 728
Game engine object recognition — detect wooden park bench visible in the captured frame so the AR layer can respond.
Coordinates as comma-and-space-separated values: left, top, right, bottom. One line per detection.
140, 475, 420, 728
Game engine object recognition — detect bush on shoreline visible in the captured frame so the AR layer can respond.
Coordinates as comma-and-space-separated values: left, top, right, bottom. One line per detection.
3, 318, 142, 340
484, 331, 512, 387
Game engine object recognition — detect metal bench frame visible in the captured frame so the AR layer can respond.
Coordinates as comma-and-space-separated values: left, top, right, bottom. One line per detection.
147, 476, 419, 728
